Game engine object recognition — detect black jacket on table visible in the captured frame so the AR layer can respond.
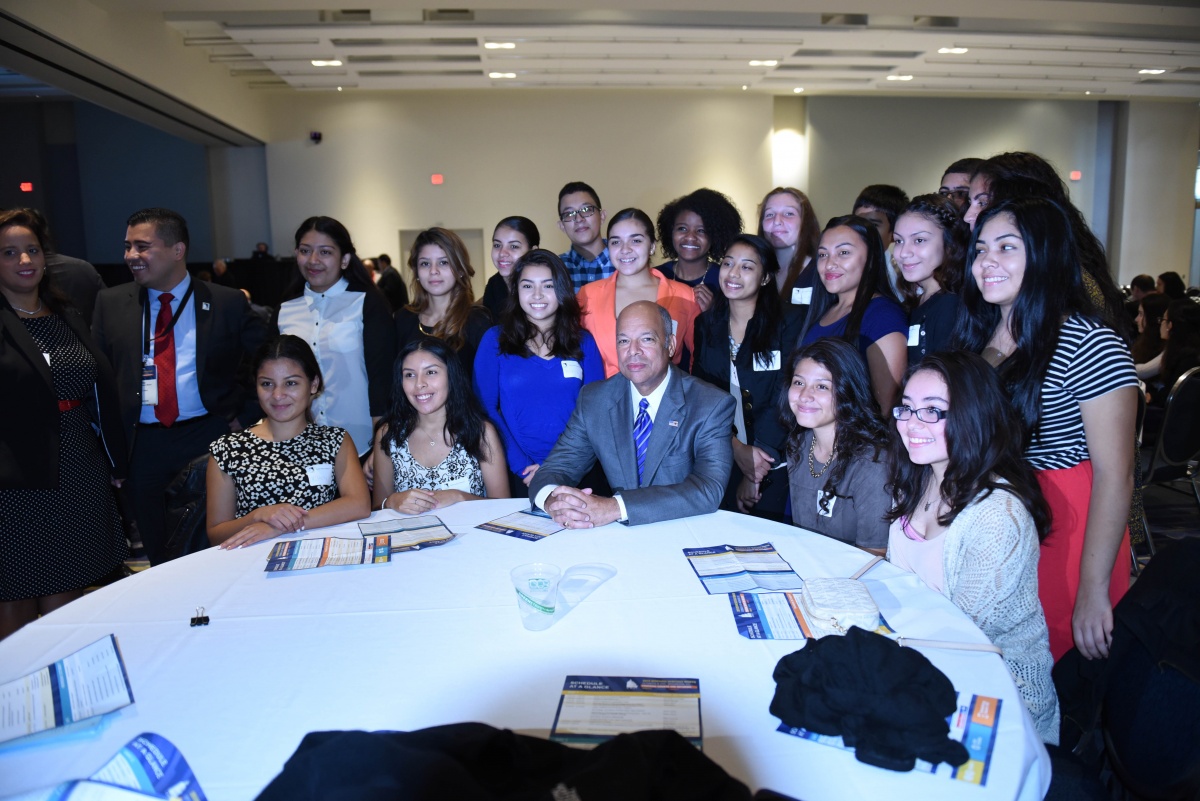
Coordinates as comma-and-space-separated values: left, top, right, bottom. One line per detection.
91, 279, 268, 449
0, 297, 128, 489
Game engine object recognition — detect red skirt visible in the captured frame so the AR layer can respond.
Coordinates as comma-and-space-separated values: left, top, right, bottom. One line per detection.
1036, 460, 1130, 662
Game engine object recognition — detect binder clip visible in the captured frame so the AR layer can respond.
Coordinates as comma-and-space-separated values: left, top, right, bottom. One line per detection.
190, 607, 210, 627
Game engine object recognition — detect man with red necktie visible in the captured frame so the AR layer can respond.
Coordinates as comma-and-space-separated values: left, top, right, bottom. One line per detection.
93, 208, 266, 565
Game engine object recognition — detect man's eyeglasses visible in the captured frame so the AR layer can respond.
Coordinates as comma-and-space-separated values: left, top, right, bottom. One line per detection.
892, 405, 949, 423
560, 204, 598, 222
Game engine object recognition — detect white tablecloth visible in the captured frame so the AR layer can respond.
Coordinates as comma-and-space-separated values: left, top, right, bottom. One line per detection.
0, 500, 1051, 800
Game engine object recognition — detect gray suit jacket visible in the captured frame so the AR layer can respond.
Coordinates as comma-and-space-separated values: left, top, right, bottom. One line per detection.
530, 367, 735, 525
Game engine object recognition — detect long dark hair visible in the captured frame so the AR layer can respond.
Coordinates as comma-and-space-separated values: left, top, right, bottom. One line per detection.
886, 351, 1050, 540
973, 152, 1128, 339
656, 188, 743, 264
379, 337, 491, 462
252, 335, 324, 422
799, 215, 891, 347
406, 228, 477, 352
893, 194, 968, 309
0, 209, 73, 314
498, 249, 587, 360
757, 187, 821, 304
1131, 292, 1169, 364
703, 234, 784, 369
778, 339, 892, 515
1161, 298, 1200, 393
954, 196, 1100, 434
285, 216, 381, 300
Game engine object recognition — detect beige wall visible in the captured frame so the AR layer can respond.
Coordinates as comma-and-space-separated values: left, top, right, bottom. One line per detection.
1111, 101, 1200, 285
260, 89, 774, 282
804, 96, 1102, 225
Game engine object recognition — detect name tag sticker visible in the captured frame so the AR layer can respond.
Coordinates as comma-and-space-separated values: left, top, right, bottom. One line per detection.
755, 350, 782, 372
306, 464, 335, 486
561, 360, 583, 380
141, 363, 159, 406
791, 287, 812, 305
42, 352, 51, 367
817, 490, 837, 518
670, 319, 678, 336
907, 324, 922, 347
445, 476, 473, 494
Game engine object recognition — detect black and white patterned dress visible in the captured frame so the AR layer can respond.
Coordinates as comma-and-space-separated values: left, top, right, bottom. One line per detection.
388, 439, 485, 497
0, 314, 126, 601
209, 424, 346, 517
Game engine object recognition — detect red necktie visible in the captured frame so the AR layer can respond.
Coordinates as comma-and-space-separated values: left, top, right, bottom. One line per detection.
153, 292, 178, 426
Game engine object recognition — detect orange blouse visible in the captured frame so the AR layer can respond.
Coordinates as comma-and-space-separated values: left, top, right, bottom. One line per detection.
577, 268, 700, 377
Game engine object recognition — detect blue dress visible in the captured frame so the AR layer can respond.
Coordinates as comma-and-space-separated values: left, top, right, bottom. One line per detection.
473, 327, 605, 474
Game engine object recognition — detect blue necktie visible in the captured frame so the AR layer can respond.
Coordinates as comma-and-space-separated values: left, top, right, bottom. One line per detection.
633, 398, 652, 486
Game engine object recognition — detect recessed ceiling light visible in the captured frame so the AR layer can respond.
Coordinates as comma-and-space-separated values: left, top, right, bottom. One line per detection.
488, 72, 516, 79
886, 75, 914, 81
741, 85, 748, 90
749, 60, 778, 67
1085, 91, 1091, 95
937, 47, 969, 55
484, 42, 516, 50
336, 86, 343, 91
1138, 68, 1166, 75
311, 59, 343, 67
793, 87, 804, 93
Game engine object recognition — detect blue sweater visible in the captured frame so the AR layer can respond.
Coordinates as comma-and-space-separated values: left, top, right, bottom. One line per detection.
473, 326, 605, 474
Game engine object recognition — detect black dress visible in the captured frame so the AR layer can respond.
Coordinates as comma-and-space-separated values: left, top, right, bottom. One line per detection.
0, 314, 126, 600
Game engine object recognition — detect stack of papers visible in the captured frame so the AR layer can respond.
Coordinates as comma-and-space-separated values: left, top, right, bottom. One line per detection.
550, 676, 702, 750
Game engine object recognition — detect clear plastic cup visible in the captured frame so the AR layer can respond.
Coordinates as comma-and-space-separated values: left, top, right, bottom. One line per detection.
510, 562, 561, 631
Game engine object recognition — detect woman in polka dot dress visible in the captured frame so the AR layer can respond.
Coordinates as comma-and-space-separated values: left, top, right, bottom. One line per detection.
0, 209, 129, 639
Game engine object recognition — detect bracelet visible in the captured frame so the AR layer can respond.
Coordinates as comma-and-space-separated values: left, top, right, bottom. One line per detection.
380, 493, 393, 511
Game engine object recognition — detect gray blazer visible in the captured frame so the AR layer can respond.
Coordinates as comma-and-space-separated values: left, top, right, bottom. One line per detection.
530, 367, 735, 525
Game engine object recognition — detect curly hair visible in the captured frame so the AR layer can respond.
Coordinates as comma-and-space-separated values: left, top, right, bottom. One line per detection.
893, 193, 969, 309
379, 337, 492, 463
655, 188, 743, 264
498, 249, 588, 360
887, 351, 1049, 540
406, 228, 477, 352
974, 152, 1128, 339
778, 338, 892, 515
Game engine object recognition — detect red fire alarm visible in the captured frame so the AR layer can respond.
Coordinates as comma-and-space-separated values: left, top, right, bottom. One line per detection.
1069, 171, 1082, 181
431, 174, 444, 186
19, 182, 33, 192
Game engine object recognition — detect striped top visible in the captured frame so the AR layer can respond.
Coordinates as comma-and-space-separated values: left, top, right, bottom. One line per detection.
1026, 315, 1136, 471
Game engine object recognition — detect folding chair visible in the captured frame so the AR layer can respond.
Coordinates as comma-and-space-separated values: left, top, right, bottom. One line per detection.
1139, 366, 1200, 553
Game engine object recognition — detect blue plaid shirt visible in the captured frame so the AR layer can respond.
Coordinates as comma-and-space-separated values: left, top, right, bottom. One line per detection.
561, 247, 612, 292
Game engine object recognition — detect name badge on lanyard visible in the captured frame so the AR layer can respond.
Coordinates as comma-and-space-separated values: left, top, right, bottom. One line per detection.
141, 359, 159, 406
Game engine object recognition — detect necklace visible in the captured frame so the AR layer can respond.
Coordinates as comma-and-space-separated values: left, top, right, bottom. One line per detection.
10, 299, 43, 316
808, 434, 834, 478
417, 321, 435, 335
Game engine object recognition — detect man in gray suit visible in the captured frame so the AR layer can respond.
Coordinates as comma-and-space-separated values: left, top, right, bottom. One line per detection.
530, 301, 735, 527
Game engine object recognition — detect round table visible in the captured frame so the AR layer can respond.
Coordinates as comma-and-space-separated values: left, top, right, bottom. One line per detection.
0, 500, 1050, 800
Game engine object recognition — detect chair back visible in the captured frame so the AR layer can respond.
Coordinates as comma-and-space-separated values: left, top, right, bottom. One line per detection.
1145, 366, 1200, 483
162, 454, 212, 562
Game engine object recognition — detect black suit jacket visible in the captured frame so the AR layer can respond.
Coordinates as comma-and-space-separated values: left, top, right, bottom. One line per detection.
692, 305, 803, 460
0, 298, 127, 489
91, 279, 268, 447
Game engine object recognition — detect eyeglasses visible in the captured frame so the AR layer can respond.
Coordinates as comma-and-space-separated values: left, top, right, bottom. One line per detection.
559, 204, 598, 222
892, 405, 949, 423
938, 187, 969, 201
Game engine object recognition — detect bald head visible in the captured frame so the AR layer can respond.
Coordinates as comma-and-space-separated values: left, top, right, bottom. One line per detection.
616, 301, 676, 395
